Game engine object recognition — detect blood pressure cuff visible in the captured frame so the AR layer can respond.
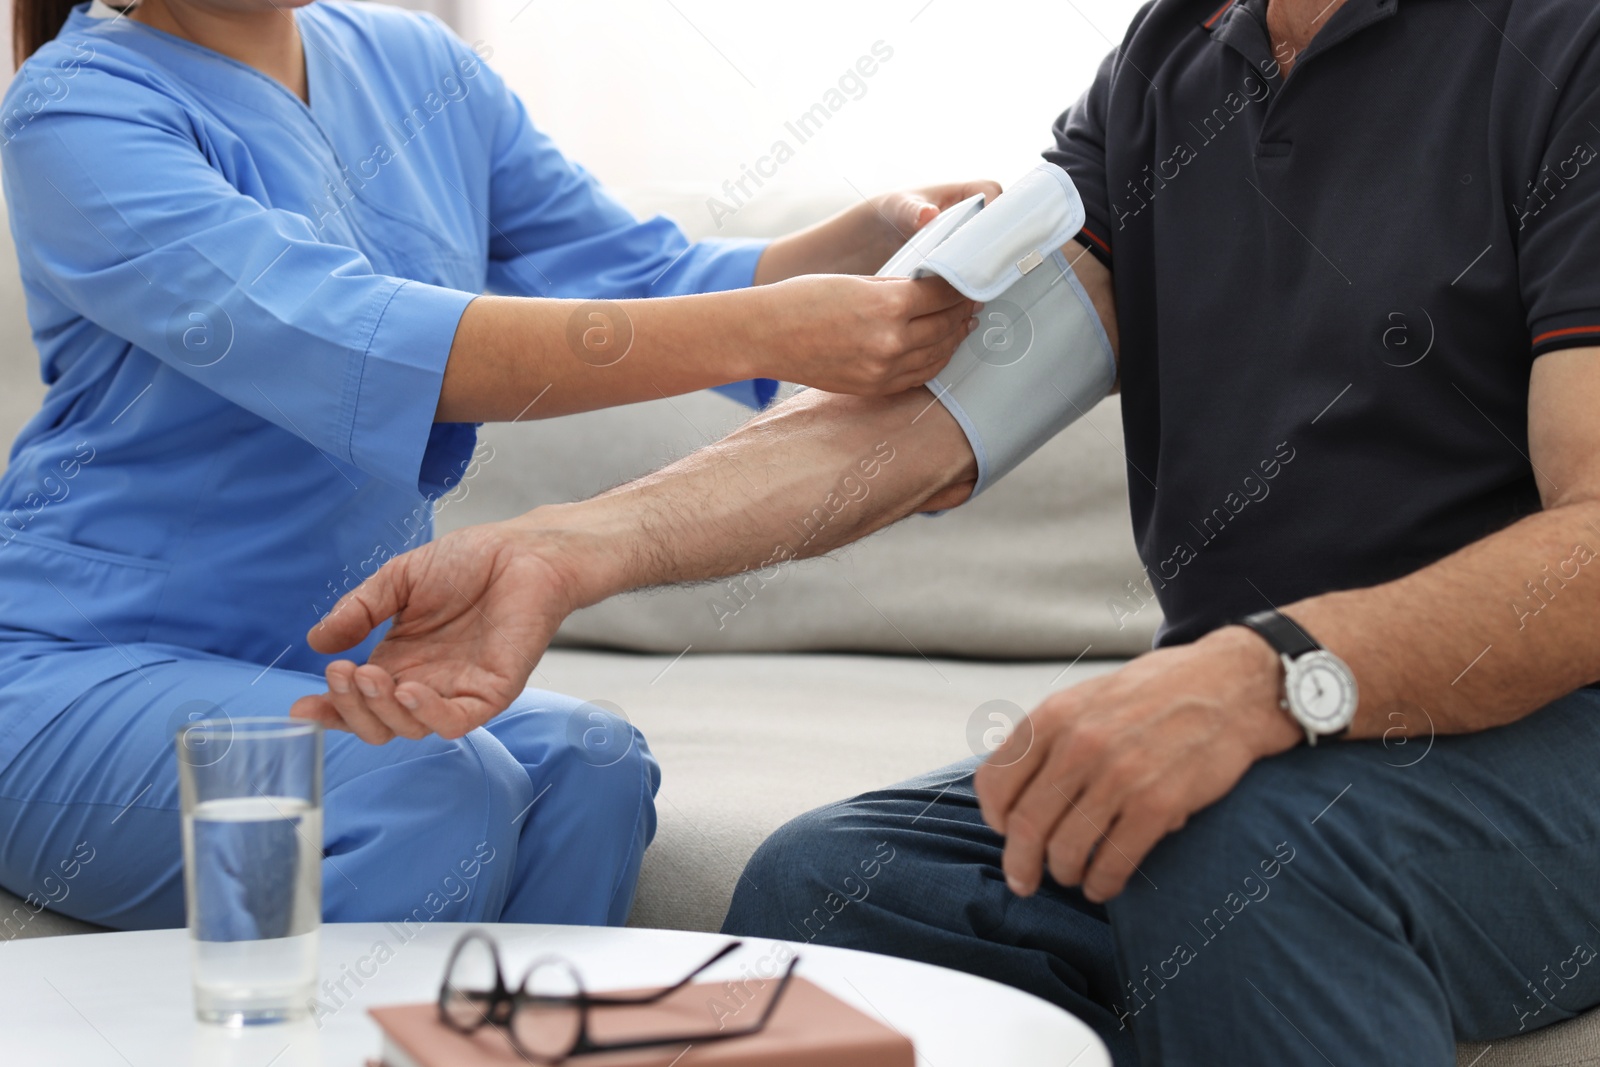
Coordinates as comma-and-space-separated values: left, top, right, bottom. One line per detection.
876, 163, 1116, 499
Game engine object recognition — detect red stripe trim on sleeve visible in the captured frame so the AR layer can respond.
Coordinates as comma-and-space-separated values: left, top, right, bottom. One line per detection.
1203, 1, 1236, 29
1532, 326, 1600, 347
1079, 226, 1111, 255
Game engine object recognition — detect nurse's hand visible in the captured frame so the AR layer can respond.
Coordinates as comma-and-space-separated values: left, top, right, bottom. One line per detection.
754, 180, 1003, 281
290, 522, 575, 743
757, 274, 977, 395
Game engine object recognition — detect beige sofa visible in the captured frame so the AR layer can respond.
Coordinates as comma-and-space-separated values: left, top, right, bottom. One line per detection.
0, 187, 1594, 1066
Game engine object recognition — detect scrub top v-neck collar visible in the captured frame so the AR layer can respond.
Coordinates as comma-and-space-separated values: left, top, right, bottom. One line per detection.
71, 2, 465, 279
81, 0, 322, 118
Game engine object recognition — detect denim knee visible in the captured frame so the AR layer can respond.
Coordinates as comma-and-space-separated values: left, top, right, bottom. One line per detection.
724, 801, 901, 942
725, 808, 821, 936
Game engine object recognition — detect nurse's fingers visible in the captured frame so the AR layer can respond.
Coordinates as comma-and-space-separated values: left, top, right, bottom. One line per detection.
323, 660, 396, 745
880, 324, 974, 394
351, 664, 430, 741
877, 181, 1002, 240
901, 300, 978, 351
893, 275, 968, 318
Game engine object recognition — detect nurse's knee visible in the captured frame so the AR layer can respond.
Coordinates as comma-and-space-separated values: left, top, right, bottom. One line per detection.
323, 732, 529, 921
556, 699, 656, 780
511, 694, 660, 826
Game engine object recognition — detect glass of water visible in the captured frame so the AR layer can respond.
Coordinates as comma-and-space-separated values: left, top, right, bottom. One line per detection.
177, 717, 323, 1025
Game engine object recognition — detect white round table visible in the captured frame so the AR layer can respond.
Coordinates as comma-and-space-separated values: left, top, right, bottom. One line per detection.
0, 923, 1109, 1066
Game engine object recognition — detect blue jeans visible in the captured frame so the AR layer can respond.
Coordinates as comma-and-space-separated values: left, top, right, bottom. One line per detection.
724, 687, 1600, 1066
0, 645, 658, 932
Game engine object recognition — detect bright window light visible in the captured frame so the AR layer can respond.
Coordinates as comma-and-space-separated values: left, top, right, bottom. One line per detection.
473, 0, 1148, 229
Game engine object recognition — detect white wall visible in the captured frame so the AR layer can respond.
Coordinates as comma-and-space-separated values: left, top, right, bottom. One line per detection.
476, 0, 1146, 230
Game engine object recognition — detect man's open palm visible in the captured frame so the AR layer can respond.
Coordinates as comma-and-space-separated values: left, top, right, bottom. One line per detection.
291, 524, 571, 743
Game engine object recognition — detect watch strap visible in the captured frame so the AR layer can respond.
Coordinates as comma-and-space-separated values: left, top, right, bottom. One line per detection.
1238, 609, 1320, 660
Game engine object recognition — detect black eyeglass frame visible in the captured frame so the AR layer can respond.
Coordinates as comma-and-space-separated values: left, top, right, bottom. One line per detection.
437, 931, 801, 1063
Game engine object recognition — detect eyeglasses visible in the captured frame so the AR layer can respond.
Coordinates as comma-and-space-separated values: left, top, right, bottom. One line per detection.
437, 931, 800, 1063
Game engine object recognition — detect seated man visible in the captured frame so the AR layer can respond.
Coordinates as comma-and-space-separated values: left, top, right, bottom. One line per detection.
293, 0, 1600, 1062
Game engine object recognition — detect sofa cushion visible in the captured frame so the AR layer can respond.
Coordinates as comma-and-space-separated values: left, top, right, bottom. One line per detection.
523, 648, 1122, 933
1456, 1011, 1600, 1067
0, 894, 103, 940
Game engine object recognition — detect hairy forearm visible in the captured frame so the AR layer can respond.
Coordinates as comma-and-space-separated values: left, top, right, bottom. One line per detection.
1279, 349, 1600, 741
1283, 499, 1600, 740
513, 386, 979, 607
435, 290, 762, 422
515, 235, 1117, 605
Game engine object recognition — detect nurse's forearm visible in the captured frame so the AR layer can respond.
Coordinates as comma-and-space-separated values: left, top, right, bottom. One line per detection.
436, 294, 724, 422
435, 275, 976, 422
510, 386, 978, 607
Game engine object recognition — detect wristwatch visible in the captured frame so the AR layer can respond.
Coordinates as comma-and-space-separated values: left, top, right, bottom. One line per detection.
1237, 609, 1358, 746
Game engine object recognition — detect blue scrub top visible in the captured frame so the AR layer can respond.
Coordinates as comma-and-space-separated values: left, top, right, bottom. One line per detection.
0, 2, 770, 765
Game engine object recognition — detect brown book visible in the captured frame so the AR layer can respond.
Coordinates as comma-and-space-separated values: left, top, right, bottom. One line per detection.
369, 976, 914, 1067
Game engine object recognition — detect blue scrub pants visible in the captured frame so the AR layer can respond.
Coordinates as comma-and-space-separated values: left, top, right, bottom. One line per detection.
724, 688, 1600, 1066
0, 648, 658, 931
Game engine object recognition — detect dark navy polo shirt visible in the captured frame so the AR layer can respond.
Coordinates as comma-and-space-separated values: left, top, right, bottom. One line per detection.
1044, 0, 1600, 646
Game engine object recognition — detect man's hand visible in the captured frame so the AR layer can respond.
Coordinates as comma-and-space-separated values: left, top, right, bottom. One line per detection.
291, 522, 581, 744
754, 181, 1004, 282
975, 626, 1302, 903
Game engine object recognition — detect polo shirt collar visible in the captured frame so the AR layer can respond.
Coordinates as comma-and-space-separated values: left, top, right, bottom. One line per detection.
1204, 0, 1401, 77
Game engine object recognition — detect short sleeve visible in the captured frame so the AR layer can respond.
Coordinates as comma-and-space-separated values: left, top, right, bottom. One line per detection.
0, 67, 475, 493
1520, 38, 1600, 358
1043, 47, 1118, 268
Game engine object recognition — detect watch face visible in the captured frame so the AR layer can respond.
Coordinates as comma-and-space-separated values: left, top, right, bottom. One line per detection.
1286, 652, 1358, 733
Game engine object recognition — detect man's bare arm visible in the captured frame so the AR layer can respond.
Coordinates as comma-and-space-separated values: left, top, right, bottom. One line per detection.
292, 241, 1117, 742
1282, 346, 1600, 739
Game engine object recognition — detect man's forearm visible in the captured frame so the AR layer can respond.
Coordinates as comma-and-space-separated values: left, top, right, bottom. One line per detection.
513, 386, 979, 608
1282, 498, 1600, 740
295, 375, 980, 742
1272, 348, 1600, 741
506, 235, 1118, 607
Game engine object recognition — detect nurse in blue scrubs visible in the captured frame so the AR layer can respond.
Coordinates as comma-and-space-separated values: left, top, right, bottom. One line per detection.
0, 0, 989, 929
